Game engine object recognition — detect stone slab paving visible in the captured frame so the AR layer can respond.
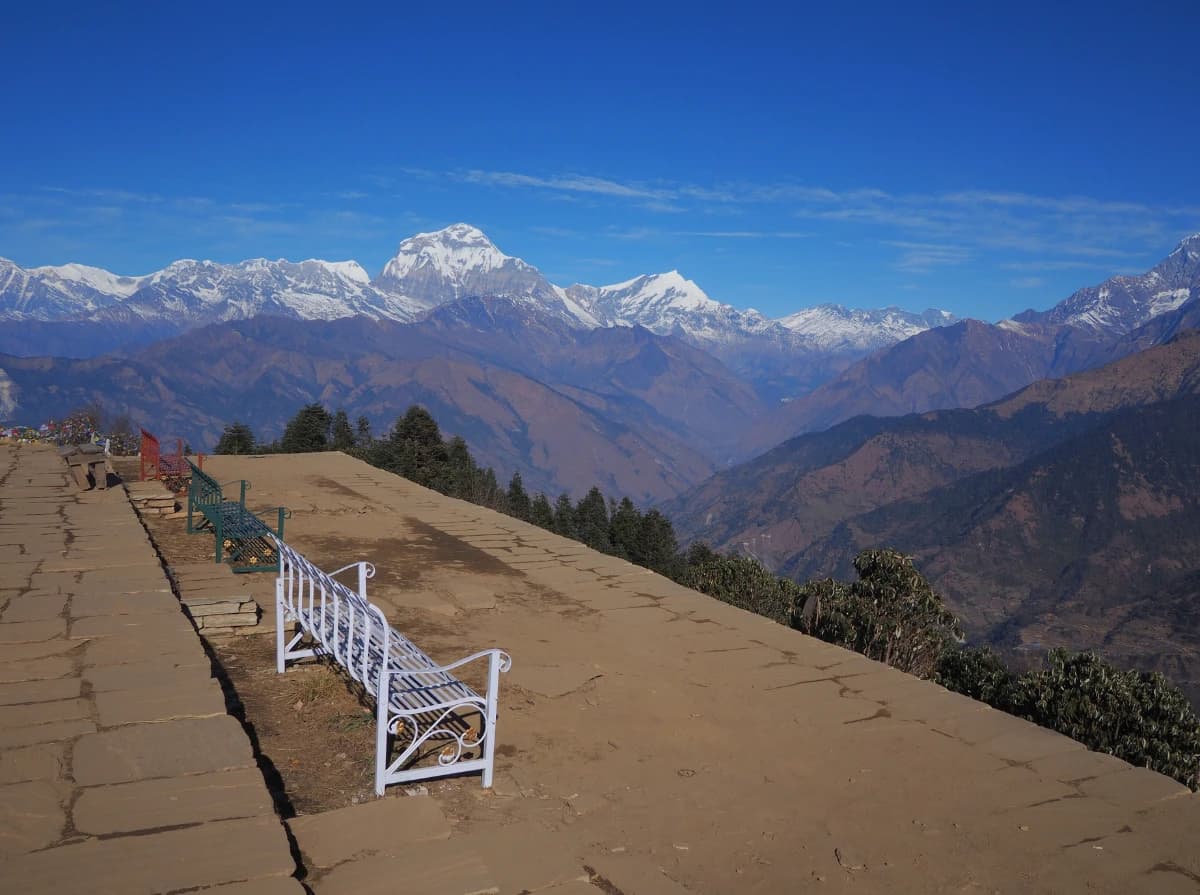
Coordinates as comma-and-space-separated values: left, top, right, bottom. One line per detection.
0, 444, 301, 894
202, 451, 1200, 895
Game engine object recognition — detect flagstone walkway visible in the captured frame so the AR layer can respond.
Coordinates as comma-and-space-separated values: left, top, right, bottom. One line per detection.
0, 444, 302, 894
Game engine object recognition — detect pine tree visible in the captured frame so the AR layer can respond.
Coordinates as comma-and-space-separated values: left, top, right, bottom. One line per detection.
444, 436, 479, 500
280, 403, 332, 453
387, 405, 448, 487
476, 467, 502, 509
331, 409, 355, 452
214, 421, 256, 455
530, 493, 554, 529
633, 509, 679, 577
355, 415, 372, 445
608, 497, 642, 559
575, 486, 611, 552
552, 493, 578, 539
507, 472, 531, 521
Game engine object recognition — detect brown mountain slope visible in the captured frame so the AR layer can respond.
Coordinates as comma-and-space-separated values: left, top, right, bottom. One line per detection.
738, 318, 1100, 458
670, 329, 1200, 569
795, 394, 1200, 703
0, 311, 741, 502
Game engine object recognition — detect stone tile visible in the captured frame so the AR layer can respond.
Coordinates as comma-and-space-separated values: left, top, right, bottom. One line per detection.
312, 837, 497, 895
1078, 766, 1189, 807
94, 678, 226, 726
0, 779, 67, 856
82, 629, 207, 667
0, 655, 75, 683
0, 618, 67, 643
73, 715, 255, 785
462, 825, 588, 894
978, 724, 1085, 764
73, 767, 273, 834
70, 612, 193, 639
198, 879, 309, 894
0, 638, 82, 663
0, 744, 64, 784
0, 815, 295, 894
289, 794, 452, 869
0, 593, 67, 622
1027, 747, 1130, 783
0, 716, 94, 753
84, 655, 212, 691
0, 697, 90, 728
68, 590, 180, 617
585, 855, 693, 895
0, 677, 81, 706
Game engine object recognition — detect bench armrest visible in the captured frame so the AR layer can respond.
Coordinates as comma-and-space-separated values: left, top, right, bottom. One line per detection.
395, 649, 513, 677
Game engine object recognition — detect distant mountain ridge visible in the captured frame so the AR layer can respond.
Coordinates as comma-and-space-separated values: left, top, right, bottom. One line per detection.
0, 224, 955, 398
741, 233, 1200, 452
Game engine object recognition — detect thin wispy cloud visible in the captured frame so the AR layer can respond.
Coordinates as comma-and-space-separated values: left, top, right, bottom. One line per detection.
440, 166, 1199, 264
885, 241, 972, 273
1011, 276, 1046, 289
459, 169, 671, 200
675, 230, 812, 239
41, 186, 164, 204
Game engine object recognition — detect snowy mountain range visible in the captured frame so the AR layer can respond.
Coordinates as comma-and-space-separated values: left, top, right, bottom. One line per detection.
1014, 233, 1200, 335
0, 223, 952, 358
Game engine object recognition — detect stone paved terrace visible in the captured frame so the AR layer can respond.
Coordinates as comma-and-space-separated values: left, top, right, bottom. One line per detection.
1, 444, 1198, 894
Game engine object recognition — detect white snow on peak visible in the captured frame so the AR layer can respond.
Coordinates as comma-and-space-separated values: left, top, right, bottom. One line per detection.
31, 262, 145, 297
380, 222, 529, 283
312, 260, 370, 283
776, 304, 955, 351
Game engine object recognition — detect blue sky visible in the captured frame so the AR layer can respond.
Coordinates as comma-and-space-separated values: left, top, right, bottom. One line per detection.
2, 1, 1198, 321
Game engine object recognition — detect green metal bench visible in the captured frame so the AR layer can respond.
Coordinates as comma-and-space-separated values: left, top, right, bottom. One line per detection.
186, 460, 290, 573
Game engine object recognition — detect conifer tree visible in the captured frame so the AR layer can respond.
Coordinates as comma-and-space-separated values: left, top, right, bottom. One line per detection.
507, 472, 531, 521
444, 436, 478, 500
280, 403, 332, 453
331, 409, 355, 452
530, 493, 554, 529
387, 405, 448, 487
552, 493, 577, 539
575, 486, 611, 552
214, 421, 256, 455
608, 497, 643, 559
633, 509, 680, 577
355, 415, 372, 445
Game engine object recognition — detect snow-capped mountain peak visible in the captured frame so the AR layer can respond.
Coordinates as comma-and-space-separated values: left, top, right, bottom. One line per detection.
30, 262, 146, 298
777, 304, 957, 352
378, 222, 531, 287
1015, 232, 1200, 335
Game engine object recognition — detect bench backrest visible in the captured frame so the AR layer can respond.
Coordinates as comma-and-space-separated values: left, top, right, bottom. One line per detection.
187, 459, 239, 505
275, 538, 392, 696
140, 428, 161, 481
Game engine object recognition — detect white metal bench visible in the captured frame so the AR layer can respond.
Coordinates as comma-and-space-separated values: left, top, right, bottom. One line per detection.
273, 539, 512, 795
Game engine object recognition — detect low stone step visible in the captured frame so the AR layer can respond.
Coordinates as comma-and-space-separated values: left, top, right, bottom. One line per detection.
308, 836, 498, 895
288, 794, 452, 871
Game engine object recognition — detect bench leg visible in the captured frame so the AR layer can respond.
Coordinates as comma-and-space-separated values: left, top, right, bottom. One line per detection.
275, 578, 286, 675
375, 672, 390, 796
482, 651, 502, 788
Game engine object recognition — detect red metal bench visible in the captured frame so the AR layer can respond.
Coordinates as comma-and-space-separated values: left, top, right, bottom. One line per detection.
140, 428, 198, 492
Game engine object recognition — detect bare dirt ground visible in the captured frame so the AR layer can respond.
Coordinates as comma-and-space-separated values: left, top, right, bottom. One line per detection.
122, 463, 498, 817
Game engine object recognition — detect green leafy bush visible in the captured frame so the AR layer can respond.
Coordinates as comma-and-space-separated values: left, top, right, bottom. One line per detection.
1014, 649, 1199, 789
791, 549, 963, 678
676, 545, 798, 624
934, 646, 1018, 707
